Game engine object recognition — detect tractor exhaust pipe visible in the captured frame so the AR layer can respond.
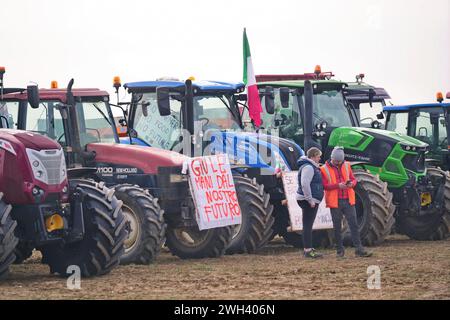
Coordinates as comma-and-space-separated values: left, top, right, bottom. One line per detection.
303, 80, 320, 151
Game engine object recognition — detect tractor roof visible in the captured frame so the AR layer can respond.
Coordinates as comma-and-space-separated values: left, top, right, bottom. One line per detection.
257, 79, 346, 88
345, 82, 391, 101
3, 88, 109, 103
384, 103, 450, 112
124, 80, 245, 94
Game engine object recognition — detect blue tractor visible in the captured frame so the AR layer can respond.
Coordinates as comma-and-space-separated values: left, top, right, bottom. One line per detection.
115, 78, 326, 250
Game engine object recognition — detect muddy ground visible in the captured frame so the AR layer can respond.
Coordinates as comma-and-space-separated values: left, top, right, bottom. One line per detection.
1, 235, 449, 300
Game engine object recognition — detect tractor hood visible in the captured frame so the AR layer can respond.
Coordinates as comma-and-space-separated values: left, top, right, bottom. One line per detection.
353, 127, 428, 148
87, 143, 188, 175
208, 131, 304, 171
0, 129, 61, 151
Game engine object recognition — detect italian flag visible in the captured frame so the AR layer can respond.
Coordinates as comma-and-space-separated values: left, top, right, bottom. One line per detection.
243, 28, 263, 128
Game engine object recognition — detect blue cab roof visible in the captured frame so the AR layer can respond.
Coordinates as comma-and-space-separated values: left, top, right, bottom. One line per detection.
384, 103, 450, 112
124, 80, 245, 93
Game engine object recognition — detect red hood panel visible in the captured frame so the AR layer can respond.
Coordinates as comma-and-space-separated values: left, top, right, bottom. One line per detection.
87, 143, 188, 174
0, 129, 61, 150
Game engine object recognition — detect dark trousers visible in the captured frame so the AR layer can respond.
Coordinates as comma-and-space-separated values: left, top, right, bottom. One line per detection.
298, 200, 319, 249
331, 199, 363, 251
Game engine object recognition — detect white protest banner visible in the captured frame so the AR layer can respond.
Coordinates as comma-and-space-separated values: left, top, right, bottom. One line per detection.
282, 171, 333, 231
187, 154, 242, 230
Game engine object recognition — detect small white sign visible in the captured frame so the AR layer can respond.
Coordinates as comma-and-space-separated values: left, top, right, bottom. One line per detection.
282, 171, 333, 231
186, 154, 242, 230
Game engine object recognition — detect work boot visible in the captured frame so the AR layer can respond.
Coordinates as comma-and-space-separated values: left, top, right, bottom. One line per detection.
304, 249, 323, 259
355, 248, 373, 258
336, 248, 345, 258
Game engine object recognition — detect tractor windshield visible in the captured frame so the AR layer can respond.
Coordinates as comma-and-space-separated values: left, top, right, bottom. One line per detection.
311, 90, 353, 127
132, 92, 242, 150
386, 111, 408, 135
411, 108, 447, 149
193, 95, 241, 131
133, 92, 183, 150
21, 100, 116, 147
258, 88, 353, 133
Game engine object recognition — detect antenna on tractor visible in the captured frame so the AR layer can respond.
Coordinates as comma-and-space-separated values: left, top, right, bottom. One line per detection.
0, 66, 5, 99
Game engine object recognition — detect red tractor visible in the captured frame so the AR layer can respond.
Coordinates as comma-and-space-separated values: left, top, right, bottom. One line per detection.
1, 78, 235, 262
0, 68, 127, 278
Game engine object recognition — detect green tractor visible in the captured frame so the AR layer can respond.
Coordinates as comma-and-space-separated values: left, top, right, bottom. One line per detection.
255, 73, 449, 242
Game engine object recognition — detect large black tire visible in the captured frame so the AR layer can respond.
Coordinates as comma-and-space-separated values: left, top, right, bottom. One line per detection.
0, 193, 18, 280
40, 180, 127, 277
113, 184, 166, 265
166, 225, 233, 260
396, 168, 450, 240
348, 170, 396, 246
226, 175, 274, 254
13, 241, 34, 264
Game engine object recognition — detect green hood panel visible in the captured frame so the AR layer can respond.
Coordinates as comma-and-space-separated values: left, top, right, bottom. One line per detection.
342, 127, 428, 148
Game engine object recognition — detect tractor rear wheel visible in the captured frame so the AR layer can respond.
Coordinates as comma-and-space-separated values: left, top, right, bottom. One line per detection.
0, 193, 18, 280
396, 168, 450, 240
166, 225, 232, 259
349, 170, 395, 246
113, 184, 166, 265
226, 175, 274, 254
40, 180, 127, 277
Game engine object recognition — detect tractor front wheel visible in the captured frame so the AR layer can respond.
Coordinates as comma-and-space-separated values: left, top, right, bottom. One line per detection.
226, 175, 274, 254
40, 180, 127, 277
349, 170, 396, 246
0, 193, 18, 279
166, 225, 232, 259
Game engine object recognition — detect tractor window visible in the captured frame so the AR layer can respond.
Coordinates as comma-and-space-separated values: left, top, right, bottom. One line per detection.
133, 92, 183, 150
26, 103, 49, 135
193, 95, 241, 131
0, 101, 19, 129
312, 90, 353, 128
75, 101, 115, 147
386, 112, 408, 135
357, 102, 385, 127
258, 89, 302, 136
414, 108, 446, 148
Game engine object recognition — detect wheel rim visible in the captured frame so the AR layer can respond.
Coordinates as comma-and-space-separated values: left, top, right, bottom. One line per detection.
231, 223, 242, 240
122, 204, 140, 253
172, 227, 211, 248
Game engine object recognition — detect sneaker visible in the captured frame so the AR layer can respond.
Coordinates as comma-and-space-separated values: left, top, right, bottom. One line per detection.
336, 249, 345, 258
355, 249, 373, 258
304, 250, 323, 259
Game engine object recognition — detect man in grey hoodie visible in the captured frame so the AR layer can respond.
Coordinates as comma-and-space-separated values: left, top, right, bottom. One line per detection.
296, 147, 325, 259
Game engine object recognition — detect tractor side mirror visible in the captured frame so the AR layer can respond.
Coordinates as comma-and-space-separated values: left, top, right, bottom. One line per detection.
279, 87, 290, 108
142, 101, 149, 117
376, 112, 385, 120
371, 120, 382, 129
430, 113, 440, 125
156, 87, 171, 116
264, 86, 275, 115
27, 85, 40, 109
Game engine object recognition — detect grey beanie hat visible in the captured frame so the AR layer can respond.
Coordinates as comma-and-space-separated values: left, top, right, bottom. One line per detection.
331, 147, 345, 162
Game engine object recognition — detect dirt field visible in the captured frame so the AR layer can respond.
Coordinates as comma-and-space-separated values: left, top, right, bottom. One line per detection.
1, 235, 449, 300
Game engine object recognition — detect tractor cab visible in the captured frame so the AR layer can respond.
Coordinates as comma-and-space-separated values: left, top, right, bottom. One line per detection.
344, 75, 391, 128
0, 83, 118, 168
384, 93, 450, 170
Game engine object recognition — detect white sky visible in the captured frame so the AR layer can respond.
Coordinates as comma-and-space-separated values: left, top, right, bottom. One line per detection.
1, 0, 449, 106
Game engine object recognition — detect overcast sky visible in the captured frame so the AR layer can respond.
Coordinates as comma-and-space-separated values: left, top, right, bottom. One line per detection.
1, 0, 449, 105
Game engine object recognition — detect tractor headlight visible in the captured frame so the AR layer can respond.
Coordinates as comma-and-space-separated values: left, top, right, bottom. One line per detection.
33, 160, 40, 168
